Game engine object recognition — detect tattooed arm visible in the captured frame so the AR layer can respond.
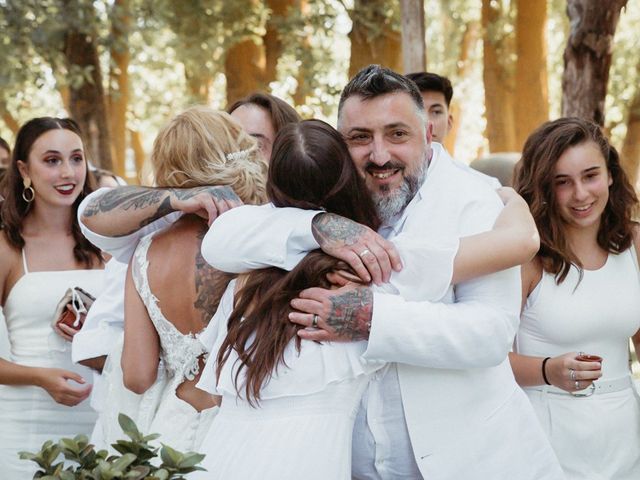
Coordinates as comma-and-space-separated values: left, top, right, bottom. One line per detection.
312, 213, 401, 285
80, 185, 241, 239
289, 285, 374, 342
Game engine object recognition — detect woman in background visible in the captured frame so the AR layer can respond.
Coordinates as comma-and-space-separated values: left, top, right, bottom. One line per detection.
0, 117, 104, 478
511, 117, 640, 479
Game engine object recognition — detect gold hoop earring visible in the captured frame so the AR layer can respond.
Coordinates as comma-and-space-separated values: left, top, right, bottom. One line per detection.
22, 178, 35, 203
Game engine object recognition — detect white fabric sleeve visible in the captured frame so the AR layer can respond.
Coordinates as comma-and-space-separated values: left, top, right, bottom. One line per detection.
77, 189, 180, 263
71, 259, 128, 362
389, 234, 458, 301
365, 266, 520, 369
364, 190, 521, 369
202, 204, 321, 273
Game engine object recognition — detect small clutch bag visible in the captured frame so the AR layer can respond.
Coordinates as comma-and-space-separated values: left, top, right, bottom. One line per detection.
52, 286, 96, 330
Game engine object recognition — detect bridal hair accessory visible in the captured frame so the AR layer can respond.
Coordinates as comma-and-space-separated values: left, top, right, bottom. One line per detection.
22, 178, 35, 203
226, 148, 253, 163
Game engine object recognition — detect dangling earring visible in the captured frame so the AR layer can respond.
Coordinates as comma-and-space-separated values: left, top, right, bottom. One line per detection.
22, 178, 35, 203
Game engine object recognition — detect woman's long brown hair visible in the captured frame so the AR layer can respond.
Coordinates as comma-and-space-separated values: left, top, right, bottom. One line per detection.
216, 119, 380, 405
513, 117, 638, 284
0, 117, 101, 267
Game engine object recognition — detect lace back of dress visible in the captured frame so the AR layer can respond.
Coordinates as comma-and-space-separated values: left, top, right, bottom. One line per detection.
131, 234, 205, 383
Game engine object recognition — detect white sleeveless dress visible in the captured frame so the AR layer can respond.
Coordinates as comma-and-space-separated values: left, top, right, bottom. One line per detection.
516, 249, 640, 480
0, 251, 104, 479
124, 232, 218, 452
193, 281, 384, 480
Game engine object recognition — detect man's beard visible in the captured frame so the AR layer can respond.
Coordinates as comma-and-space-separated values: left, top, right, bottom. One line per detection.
370, 159, 427, 224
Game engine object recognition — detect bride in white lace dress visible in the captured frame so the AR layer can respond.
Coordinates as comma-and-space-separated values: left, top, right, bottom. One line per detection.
0, 117, 104, 478
99, 106, 268, 452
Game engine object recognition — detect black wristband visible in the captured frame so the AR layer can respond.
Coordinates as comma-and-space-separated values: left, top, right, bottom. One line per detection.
541, 357, 552, 385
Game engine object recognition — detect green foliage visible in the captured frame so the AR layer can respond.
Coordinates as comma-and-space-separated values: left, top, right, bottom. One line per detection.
18, 414, 205, 480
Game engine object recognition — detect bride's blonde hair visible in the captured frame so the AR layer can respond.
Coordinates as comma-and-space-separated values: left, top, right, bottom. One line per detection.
151, 105, 268, 205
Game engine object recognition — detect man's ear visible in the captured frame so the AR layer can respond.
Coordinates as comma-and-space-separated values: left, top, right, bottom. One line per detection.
447, 113, 453, 132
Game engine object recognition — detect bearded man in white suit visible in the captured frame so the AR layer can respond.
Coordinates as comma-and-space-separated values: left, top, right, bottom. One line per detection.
198, 65, 564, 479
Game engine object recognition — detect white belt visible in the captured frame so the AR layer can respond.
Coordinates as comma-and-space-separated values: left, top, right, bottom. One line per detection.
528, 375, 635, 397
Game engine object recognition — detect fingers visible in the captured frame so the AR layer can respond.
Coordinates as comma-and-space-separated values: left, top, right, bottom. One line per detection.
357, 248, 383, 285
57, 323, 80, 340
288, 312, 316, 328
343, 251, 371, 284
52, 324, 73, 342
326, 272, 351, 287
364, 242, 392, 283
376, 237, 402, 272
297, 328, 335, 342
62, 370, 86, 384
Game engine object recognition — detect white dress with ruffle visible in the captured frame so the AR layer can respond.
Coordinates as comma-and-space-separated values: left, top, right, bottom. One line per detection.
0, 251, 104, 479
193, 281, 384, 480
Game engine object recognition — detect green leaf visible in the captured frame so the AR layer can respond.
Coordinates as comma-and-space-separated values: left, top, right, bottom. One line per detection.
118, 414, 142, 440
177, 453, 205, 469
159, 444, 181, 467
112, 453, 137, 471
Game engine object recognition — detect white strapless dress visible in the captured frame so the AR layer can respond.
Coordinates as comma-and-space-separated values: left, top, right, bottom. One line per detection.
0, 253, 104, 479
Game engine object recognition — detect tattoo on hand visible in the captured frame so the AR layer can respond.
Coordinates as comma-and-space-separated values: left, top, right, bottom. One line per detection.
312, 213, 367, 250
326, 286, 373, 341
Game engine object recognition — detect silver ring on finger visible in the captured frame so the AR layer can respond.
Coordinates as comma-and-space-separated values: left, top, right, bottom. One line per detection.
575, 380, 580, 390
312, 314, 319, 328
359, 248, 371, 258
570, 368, 576, 381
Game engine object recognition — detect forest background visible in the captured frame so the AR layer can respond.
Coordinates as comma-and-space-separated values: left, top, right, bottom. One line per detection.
1, 0, 639, 187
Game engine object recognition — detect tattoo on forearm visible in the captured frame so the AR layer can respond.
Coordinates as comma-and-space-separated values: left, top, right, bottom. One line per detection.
83, 187, 168, 217
193, 226, 235, 326
83, 185, 240, 237
170, 186, 239, 203
326, 286, 373, 341
312, 213, 367, 249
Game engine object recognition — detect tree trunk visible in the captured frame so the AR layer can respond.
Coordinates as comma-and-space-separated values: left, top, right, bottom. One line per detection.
0, 101, 20, 135
264, 0, 295, 84
515, 0, 548, 149
348, 0, 402, 78
561, 0, 628, 125
63, 8, 113, 170
108, 0, 130, 178
621, 87, 640, 187
225, 37, 267, 106
129, 129, 145, 184
444, 21, 480, 155
400, 0, 425, 73
482, 0, 516, 153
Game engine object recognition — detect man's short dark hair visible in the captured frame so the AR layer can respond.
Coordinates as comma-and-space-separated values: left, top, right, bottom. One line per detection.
338, 65, 424, 119
228, 92, 301, 135
406, 72, 453, 107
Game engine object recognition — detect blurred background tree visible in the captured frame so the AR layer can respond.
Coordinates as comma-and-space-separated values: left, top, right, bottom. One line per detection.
0, 0, 639, 186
